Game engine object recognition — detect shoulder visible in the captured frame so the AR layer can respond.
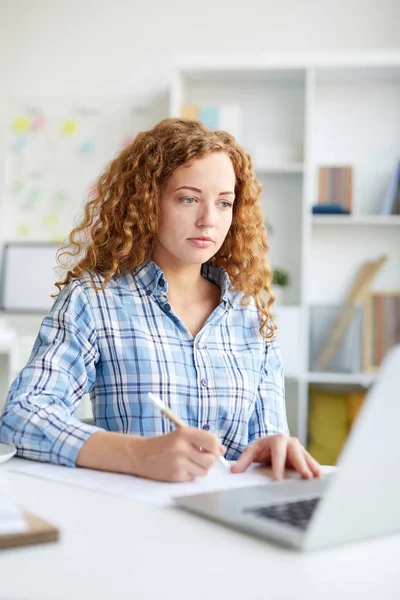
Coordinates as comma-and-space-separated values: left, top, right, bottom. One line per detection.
49, 277, 95, 325
227, 288, 260, 318
57, 271, 138, 302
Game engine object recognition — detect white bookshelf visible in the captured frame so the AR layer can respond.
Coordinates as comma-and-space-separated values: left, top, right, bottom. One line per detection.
168, 52, 400, 445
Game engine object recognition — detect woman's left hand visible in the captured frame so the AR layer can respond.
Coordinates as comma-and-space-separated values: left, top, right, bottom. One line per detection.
230, 434, 322, 480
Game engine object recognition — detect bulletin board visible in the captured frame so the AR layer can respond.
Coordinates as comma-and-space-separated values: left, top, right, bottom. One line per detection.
1, 97, 154, 243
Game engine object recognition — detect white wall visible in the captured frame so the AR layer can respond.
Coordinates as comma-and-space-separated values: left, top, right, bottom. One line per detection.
1, 0, 400, 95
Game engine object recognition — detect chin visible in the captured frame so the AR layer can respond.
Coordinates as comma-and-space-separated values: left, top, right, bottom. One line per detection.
176, 249, 215, 265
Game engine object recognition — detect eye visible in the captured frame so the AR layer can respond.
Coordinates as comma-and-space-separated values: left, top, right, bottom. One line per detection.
180, 197, 197, 204
219, 200, 233, 209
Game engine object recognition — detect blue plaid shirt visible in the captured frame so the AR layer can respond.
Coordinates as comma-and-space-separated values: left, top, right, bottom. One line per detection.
0, 260, 288, 467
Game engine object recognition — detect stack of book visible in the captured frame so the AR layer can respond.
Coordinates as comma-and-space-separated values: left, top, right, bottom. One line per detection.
313, 166, 353, 215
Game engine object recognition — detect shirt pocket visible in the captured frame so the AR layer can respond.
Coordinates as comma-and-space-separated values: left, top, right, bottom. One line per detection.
211, 346, 260, 420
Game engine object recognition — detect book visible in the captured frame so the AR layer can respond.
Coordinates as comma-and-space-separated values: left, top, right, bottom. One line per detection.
394, 178, 400, 215
381, 160, 400, 215
180, 104, 242, 142
312, 203, 350, 215
318, 166, 353, 214
364, 291, 400, 371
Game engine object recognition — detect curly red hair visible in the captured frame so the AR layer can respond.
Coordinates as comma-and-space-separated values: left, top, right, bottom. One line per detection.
55, 118, 276, 339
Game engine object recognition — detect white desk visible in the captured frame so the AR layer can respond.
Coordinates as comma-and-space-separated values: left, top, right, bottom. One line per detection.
0, 458, 399, 600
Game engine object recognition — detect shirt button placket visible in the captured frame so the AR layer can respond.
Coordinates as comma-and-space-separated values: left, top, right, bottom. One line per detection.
195, 335, 210, 431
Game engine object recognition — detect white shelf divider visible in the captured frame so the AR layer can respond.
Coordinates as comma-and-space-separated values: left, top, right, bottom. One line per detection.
307, 371, 375, 387
312, 215, 400, 226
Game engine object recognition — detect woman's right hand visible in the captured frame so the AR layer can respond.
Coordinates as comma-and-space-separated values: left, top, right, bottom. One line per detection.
131, 427, 226, 482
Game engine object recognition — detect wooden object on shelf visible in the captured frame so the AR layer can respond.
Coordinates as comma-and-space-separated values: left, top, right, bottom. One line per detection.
0, 509, 59, 550
312, 255, 387, 371
363, 290, 400, 373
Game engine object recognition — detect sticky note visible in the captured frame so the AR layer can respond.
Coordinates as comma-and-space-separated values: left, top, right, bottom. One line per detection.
31, 115, 46, 131
12, 116, 30, 133
53, 191, 67, 205
50, 234, 65, 244
62, 119, 78, 135
11, 181, 24, 194
13, 136, 28, 150
87, 182, 98, 196
80, 141, 95, 154
16, 223, 30, 237
121, 135, 135, 148
27, 188, 41, 204
44, 213, 58, 227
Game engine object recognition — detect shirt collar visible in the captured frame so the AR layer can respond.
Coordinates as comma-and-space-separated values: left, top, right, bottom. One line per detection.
131, 259, 231, 304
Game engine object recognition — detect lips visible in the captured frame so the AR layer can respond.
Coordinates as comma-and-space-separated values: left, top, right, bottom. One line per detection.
188, 237, 214, 248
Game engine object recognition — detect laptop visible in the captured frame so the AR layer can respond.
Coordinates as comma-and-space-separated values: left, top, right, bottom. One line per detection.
175, 345, 400, 551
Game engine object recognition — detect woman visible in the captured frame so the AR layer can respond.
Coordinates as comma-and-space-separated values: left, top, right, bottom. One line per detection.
0, 118, 321, 482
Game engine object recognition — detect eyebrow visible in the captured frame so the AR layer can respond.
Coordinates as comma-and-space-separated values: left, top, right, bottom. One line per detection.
174, 185, 235, 196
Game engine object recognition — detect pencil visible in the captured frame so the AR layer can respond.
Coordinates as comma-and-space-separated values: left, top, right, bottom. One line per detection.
147, 392, 230, 469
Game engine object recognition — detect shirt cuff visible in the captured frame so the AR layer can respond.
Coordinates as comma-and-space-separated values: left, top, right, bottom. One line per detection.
49, 419, 104, 467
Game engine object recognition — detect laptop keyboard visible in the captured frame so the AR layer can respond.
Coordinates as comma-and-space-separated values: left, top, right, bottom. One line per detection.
244, 497, 321, 531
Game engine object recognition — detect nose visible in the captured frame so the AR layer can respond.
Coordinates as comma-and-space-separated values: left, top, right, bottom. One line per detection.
196, 202, 216, 229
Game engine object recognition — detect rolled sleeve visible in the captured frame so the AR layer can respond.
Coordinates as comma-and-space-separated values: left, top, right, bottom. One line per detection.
248, 338, 289, 443
0, 279, 103, 467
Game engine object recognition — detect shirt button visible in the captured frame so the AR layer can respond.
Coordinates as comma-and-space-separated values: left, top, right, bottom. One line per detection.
164, 303, 171, 312
201, 379, 208, 387
159, 277, 165, 287
202, 424, 210, 430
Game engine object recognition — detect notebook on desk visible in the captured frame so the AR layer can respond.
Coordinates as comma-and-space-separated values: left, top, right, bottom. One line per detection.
0, 510, 59, 550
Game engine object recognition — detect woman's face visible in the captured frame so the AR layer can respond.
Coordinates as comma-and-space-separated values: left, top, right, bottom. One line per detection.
156, 152, 236, 267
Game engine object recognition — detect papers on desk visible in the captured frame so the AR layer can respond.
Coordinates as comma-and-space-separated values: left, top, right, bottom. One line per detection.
0, 472, 28, 535
10, 461, 285, 507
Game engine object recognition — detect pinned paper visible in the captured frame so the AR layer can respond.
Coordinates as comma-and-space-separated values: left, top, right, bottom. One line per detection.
13, 136, 28, 150
121, 135, 135, 148
50, 234, 65, 244
80, 141, 95, 154
12, 116, 30, 133
26, 188, 41, 206
43, 213, 58, 227
16, 223, 30, 237
11, 181, 23, 194
62, 119, 78, 135
30, 115, 46, 131
53, 190, 68, 206
87, 182, 98, 197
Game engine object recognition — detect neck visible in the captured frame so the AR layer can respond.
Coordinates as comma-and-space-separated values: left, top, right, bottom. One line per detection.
151, 252, 205, 300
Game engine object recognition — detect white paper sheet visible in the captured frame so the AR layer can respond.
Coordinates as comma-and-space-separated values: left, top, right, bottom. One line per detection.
0, 472, 28, 535
10, 460, 288, 507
